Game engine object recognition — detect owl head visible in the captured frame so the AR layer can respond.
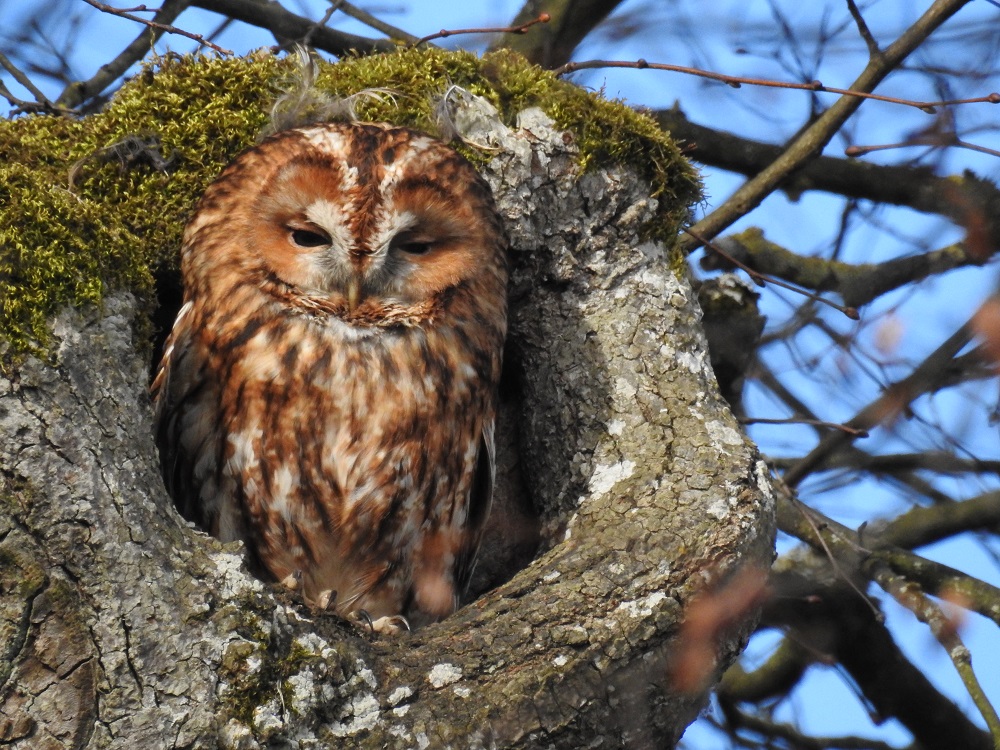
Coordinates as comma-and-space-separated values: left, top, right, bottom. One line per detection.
180, 122, 507, 327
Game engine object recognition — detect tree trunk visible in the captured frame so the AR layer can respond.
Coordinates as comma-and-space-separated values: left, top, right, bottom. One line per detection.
0, 98, 773, 748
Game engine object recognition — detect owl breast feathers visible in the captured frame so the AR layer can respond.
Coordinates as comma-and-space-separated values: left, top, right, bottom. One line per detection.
151, 122, 508, 628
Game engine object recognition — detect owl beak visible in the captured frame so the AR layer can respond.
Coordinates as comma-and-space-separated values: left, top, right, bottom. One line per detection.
346, 277, 361, 313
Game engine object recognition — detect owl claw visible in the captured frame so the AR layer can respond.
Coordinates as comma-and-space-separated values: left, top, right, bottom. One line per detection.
376, 615, 411, 634
349, 610, 410, 636
350, 609, 374, 631
316, 588, 337, 610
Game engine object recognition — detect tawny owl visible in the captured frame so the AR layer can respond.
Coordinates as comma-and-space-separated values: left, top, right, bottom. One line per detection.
151, 121, 508, 630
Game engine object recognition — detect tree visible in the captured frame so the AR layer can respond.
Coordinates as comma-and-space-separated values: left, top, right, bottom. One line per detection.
0, 2, 998, 749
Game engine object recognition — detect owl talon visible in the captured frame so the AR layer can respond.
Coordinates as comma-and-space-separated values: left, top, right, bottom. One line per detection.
348, 610, 410, 636
316, 588, 337, 610
280, 570, 303, 591
350, 609, 375, 632
376, 615, 411, 634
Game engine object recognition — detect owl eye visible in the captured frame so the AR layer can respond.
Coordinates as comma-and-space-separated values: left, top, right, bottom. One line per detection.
392, 233, 435, 256
290, 228, 331, 248
397, 241, 432, 256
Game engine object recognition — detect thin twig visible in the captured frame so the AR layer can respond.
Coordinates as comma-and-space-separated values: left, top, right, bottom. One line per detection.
784, 494, 883, 620
767, 452, 1000, 479
554, 58, 996, 114
782, 317, 976, 487
653, 108, 1000, 247
846, 0, 881, 58
740, 417, 869, 436
270, 0, 341, 52
302, 1, 340, 47
928, 92, 1000, 107
847, 136, 1000, 160
0, 52, 55, 109
80, 0, 231, 54
0, 79, 60, 115
414, 12, 551, 46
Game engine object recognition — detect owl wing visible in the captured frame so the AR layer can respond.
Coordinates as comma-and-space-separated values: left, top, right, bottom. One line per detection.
454, 419, 496, 599
151, 302, 228, 535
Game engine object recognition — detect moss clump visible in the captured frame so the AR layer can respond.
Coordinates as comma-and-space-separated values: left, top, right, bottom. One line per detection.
0, 47, 699, 358
0, 53, 279, 358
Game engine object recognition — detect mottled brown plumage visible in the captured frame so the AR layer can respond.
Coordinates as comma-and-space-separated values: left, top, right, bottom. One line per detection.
152, 122, 508, 628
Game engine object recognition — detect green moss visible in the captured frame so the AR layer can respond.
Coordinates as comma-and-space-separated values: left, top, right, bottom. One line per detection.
220, 638, 303, 726
218, 614, 353, 727
0, 47, 699, 358
0, 54, 278, 358
0, 542, 46, 599
215, 600, 287, 725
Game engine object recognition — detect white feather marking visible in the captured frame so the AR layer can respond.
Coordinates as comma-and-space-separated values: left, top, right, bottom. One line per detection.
166, 301, 193, 346
379, 152, 414, 189
239, 342, 283, 382
370, 209, 417, 258
270, 465, 297, 522
305, 197, 355, 253
299, 125, 352, 157
320, 316, 379, 341
227, 426, 261, 474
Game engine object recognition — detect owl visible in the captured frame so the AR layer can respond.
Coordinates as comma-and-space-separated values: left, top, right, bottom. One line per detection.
151, 121, 508, 630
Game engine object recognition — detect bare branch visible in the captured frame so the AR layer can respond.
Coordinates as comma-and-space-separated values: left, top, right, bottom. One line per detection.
0, 51, 57, 110
654, 107, 1000, 246
716, 703, 901, 750
556, 57, 998, 113
58, 0, 193, 110
871, 548, 1000, 628
846, 119, 1000, 160
691, 227, 860, 318
777, 488, 1000, 633
768, 452, 1000, 481
331, 0, 420, 45
190, 0, 396, 57
867, 557, 1000, 741
741, 416, 868, 435
492, 0, 626, 68
718, 636, 812, 703
703, 228, 989, 310
766, 565, 992, 750
415, 12, 550, 47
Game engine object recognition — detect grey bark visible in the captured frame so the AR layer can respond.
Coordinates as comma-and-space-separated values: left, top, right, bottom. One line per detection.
0, 106, 774, 748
